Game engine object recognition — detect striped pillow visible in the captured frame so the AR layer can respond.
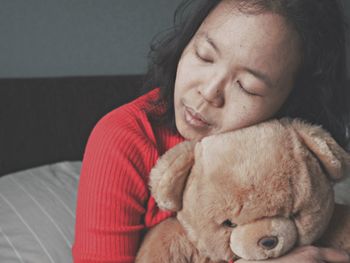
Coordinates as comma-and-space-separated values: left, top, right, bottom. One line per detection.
0, 161, 81, 263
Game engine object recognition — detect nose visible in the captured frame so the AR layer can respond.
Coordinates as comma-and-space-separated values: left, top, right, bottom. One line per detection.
197, 73, 227, 107
258, 236, 278, 250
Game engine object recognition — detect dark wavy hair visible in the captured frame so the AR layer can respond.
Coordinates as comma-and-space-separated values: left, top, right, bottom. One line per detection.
142, 0, 350, 149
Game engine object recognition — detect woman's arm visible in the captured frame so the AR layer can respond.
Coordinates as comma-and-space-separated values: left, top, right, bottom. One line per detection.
236, 246, 350, 263
72, 111, 157, 263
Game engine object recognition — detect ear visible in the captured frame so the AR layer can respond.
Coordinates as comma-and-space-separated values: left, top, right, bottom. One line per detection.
149, 140, 196, 212
281, 118, 350, 181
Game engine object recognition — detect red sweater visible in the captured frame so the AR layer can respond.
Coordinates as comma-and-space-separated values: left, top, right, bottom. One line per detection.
72, 88, 185, 262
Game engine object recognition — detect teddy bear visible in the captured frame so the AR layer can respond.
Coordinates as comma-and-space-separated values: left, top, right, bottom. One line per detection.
136, 118, 350, 262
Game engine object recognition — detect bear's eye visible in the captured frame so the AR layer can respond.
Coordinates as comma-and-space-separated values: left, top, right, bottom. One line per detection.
222, 219, 237, 228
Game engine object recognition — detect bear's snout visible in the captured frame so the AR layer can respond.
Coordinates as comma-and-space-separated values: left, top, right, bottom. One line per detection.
230, 217, 297, 260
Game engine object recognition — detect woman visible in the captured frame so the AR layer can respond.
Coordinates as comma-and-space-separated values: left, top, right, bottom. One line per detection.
73, 0, 350, 262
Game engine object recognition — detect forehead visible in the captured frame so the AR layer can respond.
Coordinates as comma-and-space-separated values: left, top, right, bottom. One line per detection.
194, 1, 301, 87
199, 0, 291, 40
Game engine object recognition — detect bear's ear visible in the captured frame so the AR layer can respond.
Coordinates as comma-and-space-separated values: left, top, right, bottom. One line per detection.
149, 140, 196, 212
281, 118, 350, 181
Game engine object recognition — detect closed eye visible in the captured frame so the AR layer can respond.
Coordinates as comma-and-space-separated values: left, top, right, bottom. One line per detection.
195, 50, 213, 63
237, 81, 258, 97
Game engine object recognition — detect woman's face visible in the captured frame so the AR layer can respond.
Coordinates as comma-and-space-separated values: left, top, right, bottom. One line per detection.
174, 1, 301, 140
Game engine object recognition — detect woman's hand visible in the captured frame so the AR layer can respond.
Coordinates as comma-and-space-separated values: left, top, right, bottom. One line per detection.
235, 246, 350, 263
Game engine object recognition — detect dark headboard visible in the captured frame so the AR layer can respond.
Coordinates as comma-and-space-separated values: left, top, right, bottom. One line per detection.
0, 75, 144, 176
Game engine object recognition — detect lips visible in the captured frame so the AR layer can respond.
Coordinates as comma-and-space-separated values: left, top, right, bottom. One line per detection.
184, 106, 211, 128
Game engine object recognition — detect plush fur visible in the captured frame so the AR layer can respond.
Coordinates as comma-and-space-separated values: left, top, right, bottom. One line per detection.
136, 118, 350, 262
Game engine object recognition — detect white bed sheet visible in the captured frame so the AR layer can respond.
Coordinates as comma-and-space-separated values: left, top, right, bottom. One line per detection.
0, 161, 81, 263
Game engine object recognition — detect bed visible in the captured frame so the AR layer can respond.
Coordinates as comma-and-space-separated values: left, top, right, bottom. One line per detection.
0, 75, 349, 263
0, 75, 143, 262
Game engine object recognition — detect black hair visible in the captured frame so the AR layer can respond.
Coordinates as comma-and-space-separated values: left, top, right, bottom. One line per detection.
142, 0, 350, 150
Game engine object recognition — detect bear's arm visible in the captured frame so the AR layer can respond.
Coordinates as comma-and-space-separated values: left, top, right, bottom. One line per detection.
136, 217, 197, 263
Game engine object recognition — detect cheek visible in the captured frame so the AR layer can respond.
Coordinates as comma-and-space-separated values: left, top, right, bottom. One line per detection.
174, 63, 191, 101
219, 100, 260, 129
219, 99, 276, 132
175, 48, 204, 91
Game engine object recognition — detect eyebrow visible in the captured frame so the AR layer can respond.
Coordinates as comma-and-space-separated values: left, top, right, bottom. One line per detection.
196, 31, 274, 89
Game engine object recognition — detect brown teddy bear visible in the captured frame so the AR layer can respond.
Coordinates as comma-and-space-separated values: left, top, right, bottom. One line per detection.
136, 118, 350, 262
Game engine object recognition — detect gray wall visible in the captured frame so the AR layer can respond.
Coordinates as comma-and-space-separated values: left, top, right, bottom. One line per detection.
1, 0, 350, 78
0, 0, 182, 78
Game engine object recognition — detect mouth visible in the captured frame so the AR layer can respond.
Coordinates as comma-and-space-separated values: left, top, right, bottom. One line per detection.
184, 106, 211, 128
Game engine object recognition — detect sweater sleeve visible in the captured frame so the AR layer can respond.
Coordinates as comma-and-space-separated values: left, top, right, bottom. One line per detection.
72, 107, 159, 263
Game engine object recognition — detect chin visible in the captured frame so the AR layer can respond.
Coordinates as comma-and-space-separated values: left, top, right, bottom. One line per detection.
178, 129, 198, 141
176, 119, 210, 141
178, 127, 207, 141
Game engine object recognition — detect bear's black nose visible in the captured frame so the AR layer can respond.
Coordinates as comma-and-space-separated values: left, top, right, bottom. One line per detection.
258, 236, 278, 250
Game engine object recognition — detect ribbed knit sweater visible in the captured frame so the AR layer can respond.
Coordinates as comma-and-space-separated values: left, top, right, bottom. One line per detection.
72, 88, 185, 262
